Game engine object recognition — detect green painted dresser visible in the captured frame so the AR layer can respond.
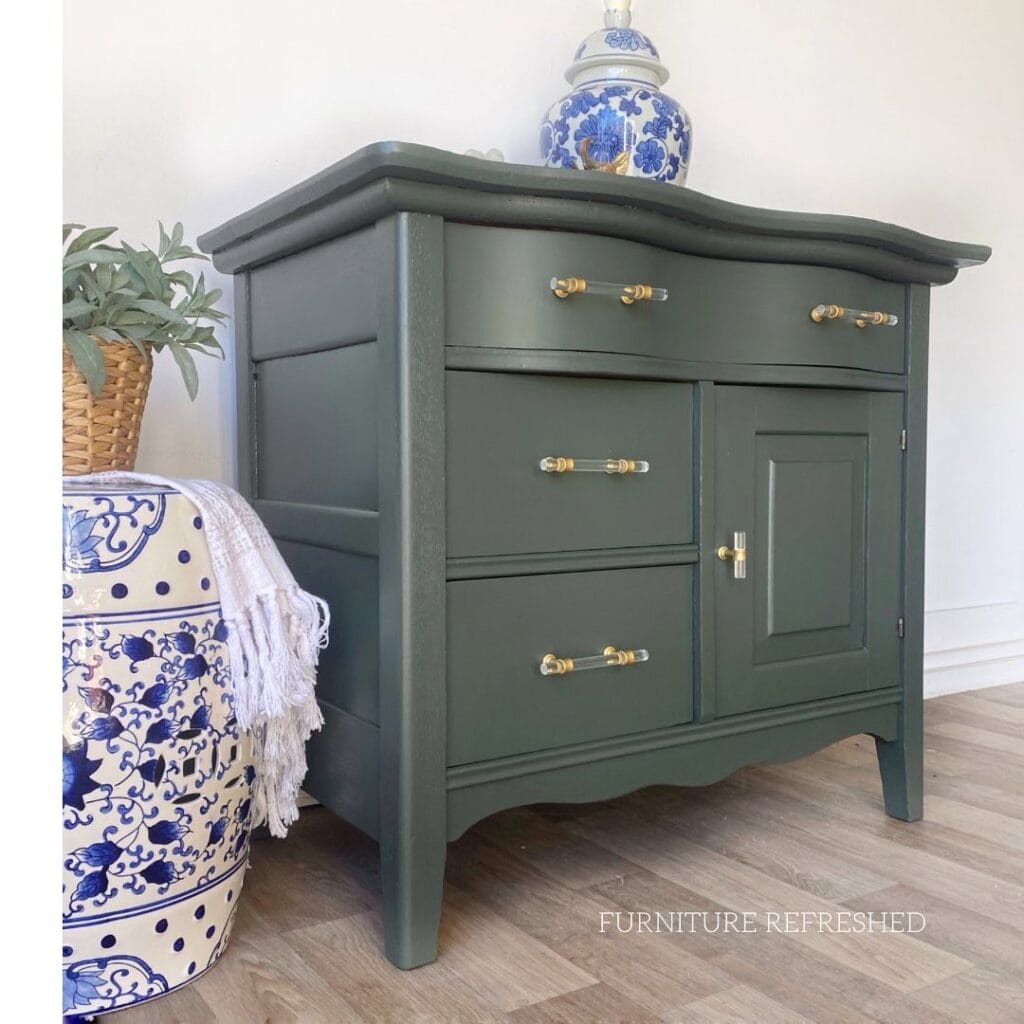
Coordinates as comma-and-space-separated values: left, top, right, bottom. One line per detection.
199, 142, 989, 969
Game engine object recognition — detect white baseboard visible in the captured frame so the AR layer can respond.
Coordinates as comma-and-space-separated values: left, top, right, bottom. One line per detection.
923, 598, 1024, 698
924, 638, 1024, 698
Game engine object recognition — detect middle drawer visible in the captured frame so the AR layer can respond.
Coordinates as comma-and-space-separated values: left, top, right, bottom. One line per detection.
446, 372, 694, 558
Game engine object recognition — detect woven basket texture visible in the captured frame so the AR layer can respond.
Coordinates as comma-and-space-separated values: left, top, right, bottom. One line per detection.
62, 340, 152, 475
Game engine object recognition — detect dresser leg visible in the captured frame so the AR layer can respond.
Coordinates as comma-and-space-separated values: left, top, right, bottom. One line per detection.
380, 827, 446, 969
875, 733, 923, 821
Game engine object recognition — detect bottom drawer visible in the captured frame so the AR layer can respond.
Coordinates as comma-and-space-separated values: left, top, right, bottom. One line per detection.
447, 566, 693, 765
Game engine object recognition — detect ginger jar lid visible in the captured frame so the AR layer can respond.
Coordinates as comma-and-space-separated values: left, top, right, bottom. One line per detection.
566, 0, 669, 88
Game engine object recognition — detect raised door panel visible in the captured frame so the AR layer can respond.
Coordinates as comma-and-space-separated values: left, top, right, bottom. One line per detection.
714, 386, 902, 716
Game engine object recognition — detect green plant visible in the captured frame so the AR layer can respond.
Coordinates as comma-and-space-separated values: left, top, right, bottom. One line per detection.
62, 222, 229, 400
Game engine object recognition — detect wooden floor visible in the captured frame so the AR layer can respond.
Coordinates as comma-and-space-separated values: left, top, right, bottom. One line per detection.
112, 683, 1024, 1024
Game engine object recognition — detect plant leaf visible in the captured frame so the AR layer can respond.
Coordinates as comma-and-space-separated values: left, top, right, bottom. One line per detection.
130, 298, 187, 325
63, 248, 122, 270
66, 226, 118, 255
195, 338, 225, 358
167, 269, 195, 291
169, 342, 199, 400
121, 242, 165, 299
96, 263, 113, 293
127, 336, 150, 359
116, 324, 156, 343
62, 297, 96, 321
110, 268, 134, 291
164, 245, 207, 263
63, 223, 85, 242
90, 326, 124, 343
73, 268, 104, 304
63, 330, 106, 395
111, 311, 160, 326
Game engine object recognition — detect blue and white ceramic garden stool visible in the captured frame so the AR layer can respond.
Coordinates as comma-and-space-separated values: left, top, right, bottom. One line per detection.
63, 482, 255, 1022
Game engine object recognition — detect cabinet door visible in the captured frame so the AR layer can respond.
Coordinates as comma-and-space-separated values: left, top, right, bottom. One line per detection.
714, 387, 902, 717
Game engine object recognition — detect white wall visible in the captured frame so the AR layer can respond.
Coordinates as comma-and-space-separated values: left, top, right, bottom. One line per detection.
63, 0, 1023, 697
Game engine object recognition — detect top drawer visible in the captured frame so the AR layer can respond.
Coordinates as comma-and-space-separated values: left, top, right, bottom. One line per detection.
445, 225, 906, 375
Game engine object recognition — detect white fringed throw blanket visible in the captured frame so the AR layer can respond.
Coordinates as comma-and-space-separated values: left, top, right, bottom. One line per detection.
70, 472, 329, 837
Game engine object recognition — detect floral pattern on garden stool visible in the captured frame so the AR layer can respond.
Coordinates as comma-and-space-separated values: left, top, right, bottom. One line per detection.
62, 482, 255, 1020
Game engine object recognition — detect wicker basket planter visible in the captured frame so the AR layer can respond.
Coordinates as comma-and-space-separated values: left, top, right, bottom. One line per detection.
62, 340, 153, 475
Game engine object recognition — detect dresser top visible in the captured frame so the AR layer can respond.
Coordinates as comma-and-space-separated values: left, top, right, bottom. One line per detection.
199, 141, 989, 284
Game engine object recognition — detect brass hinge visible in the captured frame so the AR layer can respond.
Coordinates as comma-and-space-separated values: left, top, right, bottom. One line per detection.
900, 429, 908, 451
897, 617, 905, 639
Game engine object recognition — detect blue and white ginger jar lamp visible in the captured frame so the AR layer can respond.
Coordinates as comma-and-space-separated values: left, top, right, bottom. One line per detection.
540, 0, 692, 186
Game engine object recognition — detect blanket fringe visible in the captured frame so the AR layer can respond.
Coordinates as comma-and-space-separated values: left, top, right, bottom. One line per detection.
228, 589, 329, 837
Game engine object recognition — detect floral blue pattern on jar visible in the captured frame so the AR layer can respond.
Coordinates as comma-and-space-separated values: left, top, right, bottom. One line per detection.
541, 1, 692, 187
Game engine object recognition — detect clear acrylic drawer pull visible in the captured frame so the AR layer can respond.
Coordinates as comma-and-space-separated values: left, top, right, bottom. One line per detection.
551, 276, 668, 305
540, 646, 650, 676
716, 531, 748, 580
540, 456, 650, 474
810, 304, 899, 328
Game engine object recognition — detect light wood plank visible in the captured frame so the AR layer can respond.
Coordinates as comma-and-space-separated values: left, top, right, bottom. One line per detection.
192, 901, 363, 1024
922, 795, 1024, 854
433, 885, 598, 1012
926, 720, 1024, 760
664, 984, 816, 1024
283, 909, 506, 1023
506, 981, 661, 1024
115, 985, 217, 1024
243, 826, 374, 933
285, 889, 596, 1020
844, 884, 1024, 981
552, 911, 736, 1016
719, 765, 1024, 887
912, 966, 1024, 1024
925, 692, 1024, 735
445, 827, 628, 948
652, 789, 893, 902
969, 681, 1024, 709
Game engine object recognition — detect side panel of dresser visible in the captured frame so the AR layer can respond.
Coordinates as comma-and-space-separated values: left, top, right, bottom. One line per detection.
234, 228, 385, 841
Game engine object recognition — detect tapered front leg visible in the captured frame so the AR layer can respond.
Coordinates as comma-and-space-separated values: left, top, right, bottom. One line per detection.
875, 732, 922, 821
380, 812, 447, 969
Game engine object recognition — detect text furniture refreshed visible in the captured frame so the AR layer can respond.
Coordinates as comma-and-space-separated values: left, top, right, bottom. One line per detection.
199, 142, 988, 969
